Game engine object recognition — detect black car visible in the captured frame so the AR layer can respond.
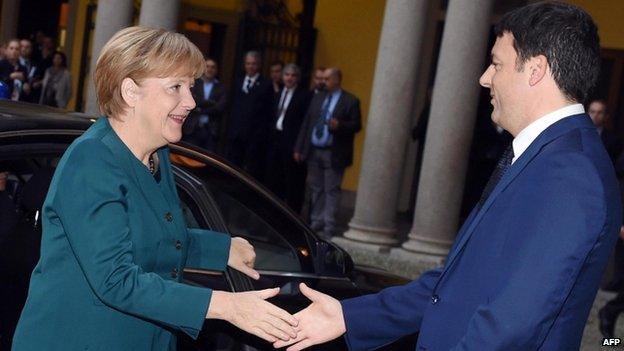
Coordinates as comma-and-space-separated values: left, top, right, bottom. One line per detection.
0, 101, 415, 350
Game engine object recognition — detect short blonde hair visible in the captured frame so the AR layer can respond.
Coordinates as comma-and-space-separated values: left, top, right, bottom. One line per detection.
94, 26, 205, 117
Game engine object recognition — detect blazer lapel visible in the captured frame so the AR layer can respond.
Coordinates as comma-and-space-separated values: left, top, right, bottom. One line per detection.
330, 92, 347, 119
440, 114, 595, 277
101, 119, 179, 238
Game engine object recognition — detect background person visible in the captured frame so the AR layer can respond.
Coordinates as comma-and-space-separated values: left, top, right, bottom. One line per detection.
226, 50, 273, 182
310, 66, 325, 95
183, 57, 227, 152
0, 39, 27, 101
265, 63, 311, 213
269, 60, 284, 96
39, 51, 71, 108
294, 67, 361, 238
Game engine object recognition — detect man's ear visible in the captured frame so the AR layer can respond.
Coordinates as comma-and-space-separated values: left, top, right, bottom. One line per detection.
528, 55, 548, 86
120, 77, 139, 107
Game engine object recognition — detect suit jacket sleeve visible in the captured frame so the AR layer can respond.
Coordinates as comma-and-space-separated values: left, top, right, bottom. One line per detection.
451, 152, 612, 350
51, 139, 212, 339
0, 61, 12, 85
185, 228, 230, 270
56, 70, 72, 108
333, 96, 362, 136
206, 84, 227, 116
340, 266, 443, 350
295, 99, 315, 154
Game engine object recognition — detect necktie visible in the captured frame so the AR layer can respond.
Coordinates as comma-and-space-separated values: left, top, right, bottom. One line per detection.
278, 89, 288, 116
314, 94, 334, 139
243, 77, 252, 93
478, 144, 514, 207
276, 89, 289, 130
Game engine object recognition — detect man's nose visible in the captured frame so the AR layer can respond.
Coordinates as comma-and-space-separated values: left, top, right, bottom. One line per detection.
479, 65, 493, 88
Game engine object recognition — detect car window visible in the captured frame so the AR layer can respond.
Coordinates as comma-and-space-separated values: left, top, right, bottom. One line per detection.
210, 188, 301, 272
170, 152, 313, 274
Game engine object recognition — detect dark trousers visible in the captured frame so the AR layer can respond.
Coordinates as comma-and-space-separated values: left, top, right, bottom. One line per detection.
602, 238, 624, 319
226, 137, 266, 183
307, 148, 344, 236
265, 135, 306, 214
183, 125, 216, 153
602, 289, 624, 320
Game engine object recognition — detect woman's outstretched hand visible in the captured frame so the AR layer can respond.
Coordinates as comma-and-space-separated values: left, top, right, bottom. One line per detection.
207, 288, 299, 343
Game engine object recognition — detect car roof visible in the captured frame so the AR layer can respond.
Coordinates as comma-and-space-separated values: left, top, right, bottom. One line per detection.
0, 100, 95, 132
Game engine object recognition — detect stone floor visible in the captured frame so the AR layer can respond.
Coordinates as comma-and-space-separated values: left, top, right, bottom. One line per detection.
329, 192, 623, 350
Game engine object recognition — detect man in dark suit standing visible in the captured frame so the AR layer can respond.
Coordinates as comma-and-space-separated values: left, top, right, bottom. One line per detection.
183, 58, 227, 152
227, 51, 272, 182
599, 151, 624, 338
588, 98, 621, 162
295, 67, 361, 238
276, 3, 622, 350
265, 63, 311, 213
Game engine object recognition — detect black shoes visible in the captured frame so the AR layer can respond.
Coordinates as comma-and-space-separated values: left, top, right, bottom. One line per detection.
599, 307, 617, 338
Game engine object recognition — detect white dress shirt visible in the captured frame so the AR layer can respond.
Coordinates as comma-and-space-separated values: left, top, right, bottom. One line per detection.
511, 103, 585, 164
242, 74, 259, 93
276, 88, 295, 131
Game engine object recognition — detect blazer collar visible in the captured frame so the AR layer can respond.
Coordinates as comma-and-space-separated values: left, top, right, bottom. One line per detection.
440, 113, 595, 277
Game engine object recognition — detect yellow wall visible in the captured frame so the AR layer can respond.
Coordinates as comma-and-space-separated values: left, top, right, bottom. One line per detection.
68, 0, 89, 110
313, 0, 386, 191
184, 0, 244, 12
568, 0, 624, 49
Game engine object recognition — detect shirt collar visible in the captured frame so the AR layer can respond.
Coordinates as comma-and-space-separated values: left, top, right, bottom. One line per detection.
246, 74, 260, 81
511, 103, 585, 164
327, 88, 342, 99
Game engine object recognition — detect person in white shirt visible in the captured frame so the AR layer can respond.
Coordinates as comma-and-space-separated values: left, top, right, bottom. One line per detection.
265, 63, 312, 213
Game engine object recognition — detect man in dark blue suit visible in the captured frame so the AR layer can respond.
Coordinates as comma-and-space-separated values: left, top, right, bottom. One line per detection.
226, 51, 273, 182
274, 2, 622, 350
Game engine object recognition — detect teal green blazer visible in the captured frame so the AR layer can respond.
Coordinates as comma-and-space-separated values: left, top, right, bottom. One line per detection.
12, 117, 231, 350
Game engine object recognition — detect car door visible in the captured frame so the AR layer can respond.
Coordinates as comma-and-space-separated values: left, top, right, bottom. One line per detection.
170, 146, 419, 351
169, 146, 365, 350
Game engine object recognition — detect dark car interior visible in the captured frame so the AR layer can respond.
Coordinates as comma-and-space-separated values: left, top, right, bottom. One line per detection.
0, 157, 57, 350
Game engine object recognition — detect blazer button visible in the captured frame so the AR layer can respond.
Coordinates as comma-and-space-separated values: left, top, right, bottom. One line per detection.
165, 212, 173, 222
431, 295, 439, 305
175, 240, 182, 250
171, 268, 179, 279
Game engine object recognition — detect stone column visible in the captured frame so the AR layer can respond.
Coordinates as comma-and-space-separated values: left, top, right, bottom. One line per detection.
400, 0, 494, 257
139, 0, 180, 31
85, 0, 133, 115
339, 0, 430, 246
0, 0, 20, 44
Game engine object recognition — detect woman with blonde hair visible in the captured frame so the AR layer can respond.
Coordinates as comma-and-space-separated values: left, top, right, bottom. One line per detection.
12, 27, 297, 350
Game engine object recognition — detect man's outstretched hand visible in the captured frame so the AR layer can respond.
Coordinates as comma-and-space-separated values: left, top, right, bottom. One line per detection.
273, 283, 346, 350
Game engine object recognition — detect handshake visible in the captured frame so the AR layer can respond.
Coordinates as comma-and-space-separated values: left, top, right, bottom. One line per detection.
208, 283, 345, 351
216, 237, 345, 350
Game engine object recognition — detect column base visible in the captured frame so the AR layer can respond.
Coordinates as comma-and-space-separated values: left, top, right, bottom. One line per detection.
342, 222, 399, 246
389, 247, 446, 270
401, 234, 453, 256
332, 237, 438, 279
